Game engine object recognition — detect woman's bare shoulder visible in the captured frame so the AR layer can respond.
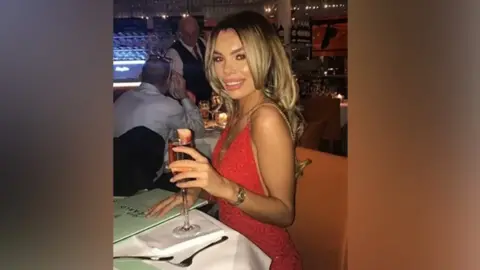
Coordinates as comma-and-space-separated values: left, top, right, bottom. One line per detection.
250, 103, 290, 138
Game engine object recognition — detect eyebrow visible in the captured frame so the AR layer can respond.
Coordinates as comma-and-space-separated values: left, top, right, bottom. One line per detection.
213, 47, 245, 55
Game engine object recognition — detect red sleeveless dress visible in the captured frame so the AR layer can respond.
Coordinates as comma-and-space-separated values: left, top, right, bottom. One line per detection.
212, 124, 302, 270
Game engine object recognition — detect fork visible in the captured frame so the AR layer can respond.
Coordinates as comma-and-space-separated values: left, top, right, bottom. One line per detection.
113, 255, 174, 261
166, 235, 229, 267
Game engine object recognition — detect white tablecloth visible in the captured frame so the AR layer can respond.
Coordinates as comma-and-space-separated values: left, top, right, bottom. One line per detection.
195, 129, 222, 158
114, 210, 271, 270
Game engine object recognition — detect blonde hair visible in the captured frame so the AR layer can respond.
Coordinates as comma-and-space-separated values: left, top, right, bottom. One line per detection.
204, 11, 310, 179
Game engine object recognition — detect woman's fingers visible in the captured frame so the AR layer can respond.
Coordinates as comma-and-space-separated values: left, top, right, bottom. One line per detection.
146, 199, 169, 217
156, 199, 180, 217
145, 195, 178, 217
170, 171, 205, 183
172, 146, 208, 163
175, 180, 203, 189
170, 160, 207, 170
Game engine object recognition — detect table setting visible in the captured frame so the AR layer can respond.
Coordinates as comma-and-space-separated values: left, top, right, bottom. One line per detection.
114, 126, 270, 269
113, 191, 272, 270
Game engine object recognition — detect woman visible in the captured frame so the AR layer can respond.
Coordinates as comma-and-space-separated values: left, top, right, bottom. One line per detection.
147, 11, 308, 270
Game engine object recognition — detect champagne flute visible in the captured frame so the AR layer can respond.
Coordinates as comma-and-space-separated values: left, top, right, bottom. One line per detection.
169, 129, 201, 238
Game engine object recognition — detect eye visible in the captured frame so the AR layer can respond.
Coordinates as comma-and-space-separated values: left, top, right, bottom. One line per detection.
213, 56, 223, 62
235, 53, 246, 60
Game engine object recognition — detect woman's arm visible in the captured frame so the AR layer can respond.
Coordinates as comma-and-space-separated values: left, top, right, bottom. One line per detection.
221, 106, 296, 227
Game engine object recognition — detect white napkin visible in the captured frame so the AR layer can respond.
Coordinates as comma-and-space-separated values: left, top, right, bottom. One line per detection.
114, 235, 153, 256
137, 211, 225, 254
144, 234, 238, 270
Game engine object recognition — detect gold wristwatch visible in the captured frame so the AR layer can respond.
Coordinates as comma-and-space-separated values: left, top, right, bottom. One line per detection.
232, 186, 246, 206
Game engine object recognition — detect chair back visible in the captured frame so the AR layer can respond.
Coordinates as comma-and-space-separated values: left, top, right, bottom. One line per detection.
114, 126, 165, 196
301, 96, 341, 141
288, 147, 348, 270
299, 121, 328, 150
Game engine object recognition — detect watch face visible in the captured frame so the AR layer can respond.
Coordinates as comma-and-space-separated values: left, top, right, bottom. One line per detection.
231, 187, 246, 206
238, 187, 246, 201
241, 188, 246, 198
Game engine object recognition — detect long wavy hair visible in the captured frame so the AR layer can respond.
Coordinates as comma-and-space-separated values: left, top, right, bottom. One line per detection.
204, 11, 310, 178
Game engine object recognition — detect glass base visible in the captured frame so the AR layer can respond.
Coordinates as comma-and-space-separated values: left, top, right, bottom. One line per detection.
172, 224, 201, 238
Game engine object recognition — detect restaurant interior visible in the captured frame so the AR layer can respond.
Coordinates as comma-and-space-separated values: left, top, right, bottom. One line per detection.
113, 5, 348, 270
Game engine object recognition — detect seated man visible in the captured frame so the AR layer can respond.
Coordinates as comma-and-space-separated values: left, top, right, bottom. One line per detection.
114, 58, 205, 191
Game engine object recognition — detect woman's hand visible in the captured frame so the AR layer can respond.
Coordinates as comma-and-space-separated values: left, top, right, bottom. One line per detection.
169, 146, 232, 198
145, 188, 201, 217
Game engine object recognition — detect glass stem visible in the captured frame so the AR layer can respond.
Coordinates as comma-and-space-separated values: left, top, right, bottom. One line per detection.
181, 188, 191, 229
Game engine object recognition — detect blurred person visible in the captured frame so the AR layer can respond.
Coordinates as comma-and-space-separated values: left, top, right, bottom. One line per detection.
114, 58, 205, 190
148, 11, 309, 270
166, 16, 213, 103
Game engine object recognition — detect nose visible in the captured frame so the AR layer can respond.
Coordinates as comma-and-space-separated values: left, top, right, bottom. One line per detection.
223, 59, 236, 75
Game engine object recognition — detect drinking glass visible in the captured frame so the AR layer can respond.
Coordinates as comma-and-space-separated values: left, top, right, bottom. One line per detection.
168, 136, 201, 238
198, 100, 210, 124
211, 94, 221, 108
214, 112, 228, 129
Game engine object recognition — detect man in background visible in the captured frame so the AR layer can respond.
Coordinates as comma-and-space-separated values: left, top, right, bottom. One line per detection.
166, 16, 213, 103
114, 58, 204, 191
114, 58, 204, 140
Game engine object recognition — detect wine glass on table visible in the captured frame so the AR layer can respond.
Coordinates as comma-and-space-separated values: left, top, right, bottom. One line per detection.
168, 129, 201, 238
198, 100, 211, 126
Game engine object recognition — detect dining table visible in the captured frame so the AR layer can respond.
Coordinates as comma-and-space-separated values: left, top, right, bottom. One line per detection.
113, 209, 271, 270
